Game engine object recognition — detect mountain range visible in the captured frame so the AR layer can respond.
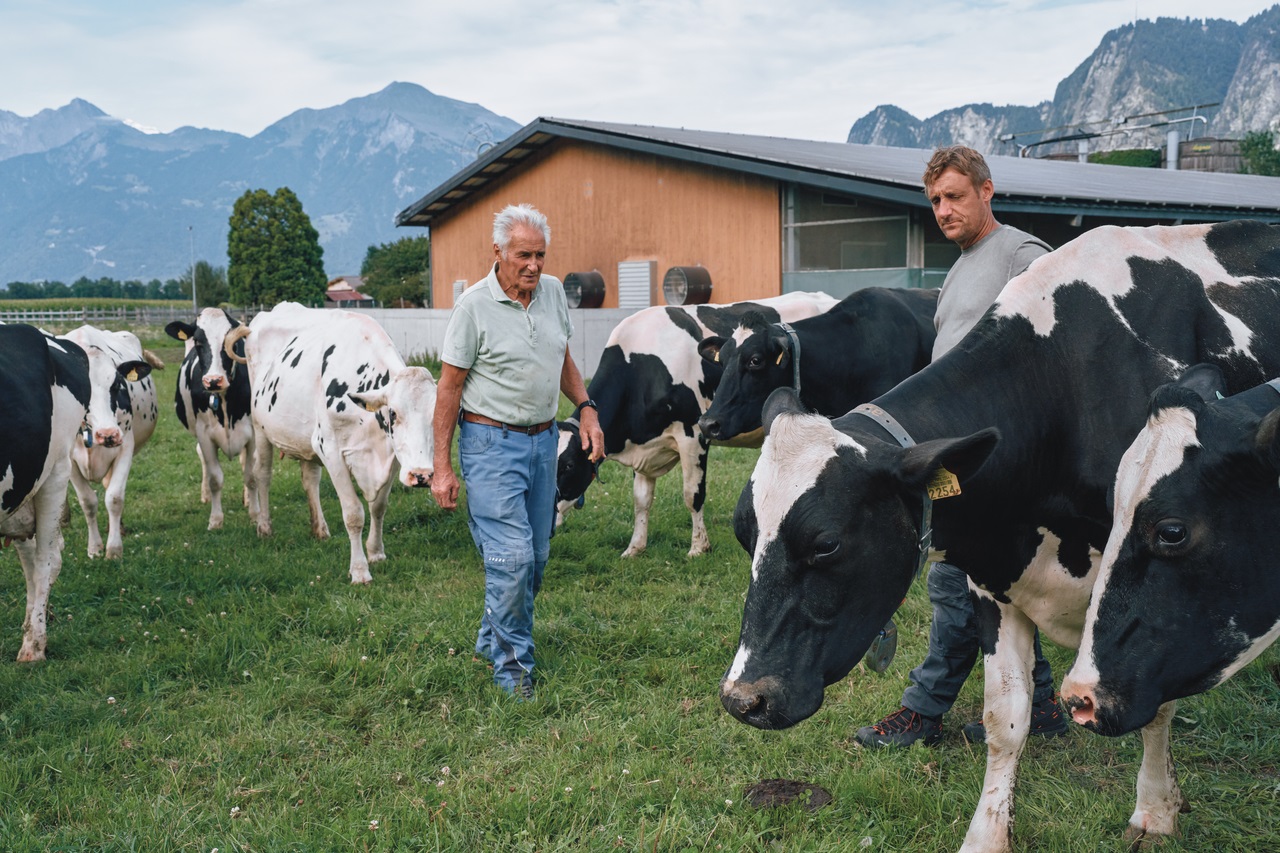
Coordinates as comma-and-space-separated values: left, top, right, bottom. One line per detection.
848, 6, 1280, 156
0, 83, 519, 285
3, 8, 1279, 285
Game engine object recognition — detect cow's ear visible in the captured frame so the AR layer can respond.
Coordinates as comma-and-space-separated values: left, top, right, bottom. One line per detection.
348, 391, 388, 413
698, 336, 726, 364
1254, 407, 1280, 476
117, 360, 153, 383
165, 321, 195, 342
762, 387, 806, 435
1174, 363, 1226, 402
895, 428, 1000, 492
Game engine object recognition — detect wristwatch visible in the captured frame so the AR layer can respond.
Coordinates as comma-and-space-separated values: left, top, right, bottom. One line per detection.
579, 399, 599, 411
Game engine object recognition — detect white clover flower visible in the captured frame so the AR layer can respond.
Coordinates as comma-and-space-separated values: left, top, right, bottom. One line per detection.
440, 766, 450, 775
230, 806, 241, 819
725, 799, 732, 807
107, 696, 116, 705
369, 819, 379, 830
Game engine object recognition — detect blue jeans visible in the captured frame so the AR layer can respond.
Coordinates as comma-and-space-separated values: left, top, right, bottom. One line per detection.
901, 562, 1055, 719
458, 420, 557, 692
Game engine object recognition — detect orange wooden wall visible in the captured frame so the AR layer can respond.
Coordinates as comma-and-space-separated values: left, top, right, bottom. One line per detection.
426, 140, 782, 308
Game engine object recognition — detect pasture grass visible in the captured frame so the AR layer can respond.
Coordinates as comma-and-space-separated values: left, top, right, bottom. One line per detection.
2, 341, 1279, 851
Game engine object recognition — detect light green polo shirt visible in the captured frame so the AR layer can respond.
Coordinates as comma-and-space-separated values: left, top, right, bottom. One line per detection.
441, 262, 573, 425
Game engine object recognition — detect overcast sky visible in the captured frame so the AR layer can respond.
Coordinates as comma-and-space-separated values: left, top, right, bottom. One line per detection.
4, 0, 1276, 143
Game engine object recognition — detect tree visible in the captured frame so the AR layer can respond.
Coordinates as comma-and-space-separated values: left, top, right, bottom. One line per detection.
360, 236, 430, 306
1239, 130, 1280, 177
227, 187, 327, 307
180, 260, 230, 307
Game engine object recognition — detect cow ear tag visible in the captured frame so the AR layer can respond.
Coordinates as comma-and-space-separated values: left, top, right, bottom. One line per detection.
775, 351, 785, 365
177, 330, 188, 340
125, 368, 139, 382
714, 351, 719, 363
926, 467, 962, 500
363, 400, 380, 413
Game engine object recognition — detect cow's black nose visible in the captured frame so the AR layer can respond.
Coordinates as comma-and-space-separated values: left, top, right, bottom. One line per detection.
699, 416, 720, 439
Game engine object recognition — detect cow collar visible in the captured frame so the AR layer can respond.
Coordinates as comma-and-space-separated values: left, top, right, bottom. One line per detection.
849, 402, 932, 580
776, 322, 802, 397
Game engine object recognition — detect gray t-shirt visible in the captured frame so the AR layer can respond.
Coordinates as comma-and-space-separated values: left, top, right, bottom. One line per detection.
932, 224, 1051, 359
441, 262, 573, 425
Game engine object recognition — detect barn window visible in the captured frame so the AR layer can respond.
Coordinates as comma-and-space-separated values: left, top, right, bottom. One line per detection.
785, 188, 907, 271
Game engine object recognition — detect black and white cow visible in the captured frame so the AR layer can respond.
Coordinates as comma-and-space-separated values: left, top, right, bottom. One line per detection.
696, 287, 939, 441
1062, 367, 1280, 737
555, 291, 837, 557
165, 309, 258, 530
61, 324, 163, 559
0, 324, 90, 661
719, 221, 1280, 851
228, 302, 437, 584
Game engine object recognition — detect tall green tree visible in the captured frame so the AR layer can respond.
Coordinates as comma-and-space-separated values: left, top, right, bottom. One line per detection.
1240, 130, 1280, 177
227, 187, 327, 307
360, 236, 430, 306
180, 260, 231, 307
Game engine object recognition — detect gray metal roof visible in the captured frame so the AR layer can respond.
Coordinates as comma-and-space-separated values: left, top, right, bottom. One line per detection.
395, 117, 1280, 228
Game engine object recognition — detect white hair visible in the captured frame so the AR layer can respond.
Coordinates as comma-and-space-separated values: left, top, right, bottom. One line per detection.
493, 203, 551, 253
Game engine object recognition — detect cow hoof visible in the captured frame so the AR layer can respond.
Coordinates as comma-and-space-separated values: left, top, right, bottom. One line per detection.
105, 547, 123, 560
350, 571, 373, 585
16, 648, 46, 663
208, 518, 224, 531
621, 546, 645, 558
687, 545, 710, 558
1124, 820, 1180, 850
369, 552, 387, 564
257, 524, 273, 538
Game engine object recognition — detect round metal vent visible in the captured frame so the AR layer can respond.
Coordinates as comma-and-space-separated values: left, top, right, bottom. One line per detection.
662, 266, 712, 306
563, 271, 605, 309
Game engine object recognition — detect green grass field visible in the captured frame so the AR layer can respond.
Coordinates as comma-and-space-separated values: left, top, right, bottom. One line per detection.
2, 339, 1279, 852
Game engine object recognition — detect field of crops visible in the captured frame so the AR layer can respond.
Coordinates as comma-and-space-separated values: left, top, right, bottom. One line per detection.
2, 336, 1279, 852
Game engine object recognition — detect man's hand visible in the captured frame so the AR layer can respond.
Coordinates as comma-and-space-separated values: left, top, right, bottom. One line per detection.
579, 407, 606, 463
431, 466, 461, 511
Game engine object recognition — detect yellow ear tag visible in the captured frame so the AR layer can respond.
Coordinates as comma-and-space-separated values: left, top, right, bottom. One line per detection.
126, 369, 139, 382
177, 331, 188, 340
926, 467, 962, 500
714, 351, 719, 363
775, 350, 785, 365
363, 401, 380, 413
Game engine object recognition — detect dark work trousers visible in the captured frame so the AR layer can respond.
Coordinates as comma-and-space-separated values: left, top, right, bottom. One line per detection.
901, 562, 1055, 720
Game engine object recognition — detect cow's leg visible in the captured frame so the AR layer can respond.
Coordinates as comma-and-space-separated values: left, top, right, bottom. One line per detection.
199, 430, 228, 530
363, 474, 394, 565
961, 598, 1035, 853
68, 461, 104, 559
622, 470, 656, 558
101, 444, 136, 559
252, 429, 274, 537
16, 471, 71, 662
196, 441, 211, 504
1124, 700, 1187, 845
239, 439, 259, 524
299, 458, 331, 540
675, 434, 711, 557
322, 459, 371, 584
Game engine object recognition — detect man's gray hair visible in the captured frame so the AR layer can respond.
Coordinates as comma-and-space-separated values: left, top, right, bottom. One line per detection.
493, 203, 551, 253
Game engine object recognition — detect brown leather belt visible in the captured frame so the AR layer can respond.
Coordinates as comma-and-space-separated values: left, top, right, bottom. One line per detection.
461, 411, 554, 435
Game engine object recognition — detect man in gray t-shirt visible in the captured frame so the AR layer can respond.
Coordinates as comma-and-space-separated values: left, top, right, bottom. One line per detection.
856, 146, 1065, 749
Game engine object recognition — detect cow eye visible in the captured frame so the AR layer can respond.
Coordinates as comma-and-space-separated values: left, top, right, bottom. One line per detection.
1153, 520, 1188, 552
812, 537, 840, 561
746, 354, 763, 370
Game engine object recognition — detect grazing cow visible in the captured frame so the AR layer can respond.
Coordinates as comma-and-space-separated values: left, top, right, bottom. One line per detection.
555, 291, 837, 557
165, 309, 258, 530
228, 302, 437, 584
718, 221, 1280, 852
61, 325, 163, 559
0, 324, 90, 661
1062, 367, 1280, 737
697, 287, 939, 441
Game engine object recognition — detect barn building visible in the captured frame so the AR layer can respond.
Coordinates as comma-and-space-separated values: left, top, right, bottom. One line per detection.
395, 118, 1280, 311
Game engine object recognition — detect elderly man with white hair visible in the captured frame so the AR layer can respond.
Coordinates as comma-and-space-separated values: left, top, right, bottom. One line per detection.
431, 203, 604, 700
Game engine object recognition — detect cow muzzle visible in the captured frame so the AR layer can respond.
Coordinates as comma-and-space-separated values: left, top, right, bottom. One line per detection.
720, 674, 792, 729
93, 427, 123, 449
202, 375, 227, 392
403, 469, 433, 488
697, 414, 723, 440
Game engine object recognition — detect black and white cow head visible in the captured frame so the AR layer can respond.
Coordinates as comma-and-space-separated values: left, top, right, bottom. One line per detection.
1063, 366, 1280, 736
720, 388, 998, 728
697, 312, 791, 441
66, 329, 155, 449
555, 405, 598, 507
346, 366, 438, 488
165, 309, 245, 396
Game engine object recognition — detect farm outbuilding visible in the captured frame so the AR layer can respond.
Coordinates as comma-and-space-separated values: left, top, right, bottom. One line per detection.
395, 118, 1280, 310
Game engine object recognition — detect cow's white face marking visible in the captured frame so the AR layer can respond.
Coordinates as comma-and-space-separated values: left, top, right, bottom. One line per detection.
1074, 405, 1199, 678
726, 645, 751, 682
994, 225, 1254, 362
749, 413, 864, 581
731, 324, 756, 348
